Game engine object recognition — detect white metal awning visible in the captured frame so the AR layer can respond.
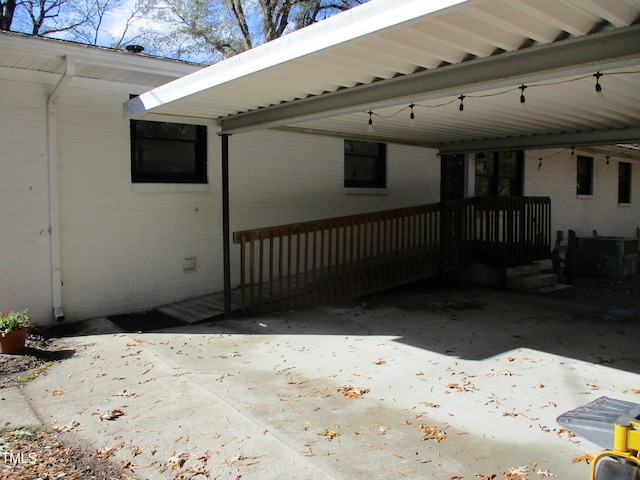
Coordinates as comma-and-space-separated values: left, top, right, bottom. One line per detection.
123, 0, 640, 153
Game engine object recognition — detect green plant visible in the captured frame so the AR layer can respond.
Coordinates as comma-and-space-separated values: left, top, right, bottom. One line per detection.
0, 310, 30, 337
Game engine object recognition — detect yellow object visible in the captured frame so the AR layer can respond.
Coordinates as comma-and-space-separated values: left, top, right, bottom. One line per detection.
590, 420, 640, 480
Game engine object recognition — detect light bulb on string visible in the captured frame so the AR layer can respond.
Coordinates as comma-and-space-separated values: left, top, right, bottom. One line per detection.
519, 84, 527, 112
409, 104, 416, 127
367, 111, 374, 133
458, 95, 465, 119
538, 158, 542, 171
594, 72, 605, 101
606, 156, 610, 168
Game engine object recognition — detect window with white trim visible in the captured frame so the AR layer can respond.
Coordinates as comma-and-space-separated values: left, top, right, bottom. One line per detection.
344, 140, 386, 188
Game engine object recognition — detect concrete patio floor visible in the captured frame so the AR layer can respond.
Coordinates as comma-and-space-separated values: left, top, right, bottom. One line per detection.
17, 282, 640, 478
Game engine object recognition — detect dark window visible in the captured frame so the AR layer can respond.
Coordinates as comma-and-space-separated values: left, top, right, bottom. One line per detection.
131, 120, 207, 183
619, 162, 632, 204
344, 140, 386, 188
576, 155, 593, 195
474, 150, 523, 197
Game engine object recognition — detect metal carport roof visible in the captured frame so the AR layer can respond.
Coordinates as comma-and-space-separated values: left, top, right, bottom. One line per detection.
123, 0, 640, 153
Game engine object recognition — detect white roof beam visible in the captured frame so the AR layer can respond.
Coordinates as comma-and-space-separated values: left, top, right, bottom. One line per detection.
438, 128, 640, 155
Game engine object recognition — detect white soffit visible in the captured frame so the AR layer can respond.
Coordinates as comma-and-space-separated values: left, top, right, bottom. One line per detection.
123, 0, 640, 150
0, 31, 202, 88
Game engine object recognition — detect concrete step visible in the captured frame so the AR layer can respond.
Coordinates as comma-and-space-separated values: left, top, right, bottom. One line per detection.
506, 272, 557, 290
505, 263, 541, 279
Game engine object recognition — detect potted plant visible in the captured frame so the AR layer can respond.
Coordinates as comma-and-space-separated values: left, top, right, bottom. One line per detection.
0, 310, 30, 354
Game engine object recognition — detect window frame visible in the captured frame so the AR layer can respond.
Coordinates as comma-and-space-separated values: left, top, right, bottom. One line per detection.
130, 119, 208, 184
474, 150, 524, 197
576, 155, 593, 196
618, 161, 632, 204
343, 140, 387, 189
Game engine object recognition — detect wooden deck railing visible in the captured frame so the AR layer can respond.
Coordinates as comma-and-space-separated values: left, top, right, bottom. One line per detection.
233, 196, 551, 313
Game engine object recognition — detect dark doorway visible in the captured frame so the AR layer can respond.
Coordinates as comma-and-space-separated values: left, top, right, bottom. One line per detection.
440, 154, 466, 201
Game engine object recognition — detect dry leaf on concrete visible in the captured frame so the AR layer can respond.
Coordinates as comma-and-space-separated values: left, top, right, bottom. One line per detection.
418, 425, 447, 442
337, 385, 369, 399
100, 408, 125, 421
572, 454, 592, 464
318, 428, 340, 441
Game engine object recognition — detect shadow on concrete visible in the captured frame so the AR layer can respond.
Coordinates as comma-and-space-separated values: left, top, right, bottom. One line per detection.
42, 277, 640, 376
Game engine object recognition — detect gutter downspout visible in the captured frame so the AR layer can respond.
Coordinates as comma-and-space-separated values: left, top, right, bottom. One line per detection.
47, 55, 75, 322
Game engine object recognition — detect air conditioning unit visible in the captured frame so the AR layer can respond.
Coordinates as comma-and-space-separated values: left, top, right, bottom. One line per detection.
577, 237, 639, 276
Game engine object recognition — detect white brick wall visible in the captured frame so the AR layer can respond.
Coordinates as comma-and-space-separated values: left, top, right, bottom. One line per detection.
0, 80, 52, 322
55, 89, 220, 321
525, 149, 640, 239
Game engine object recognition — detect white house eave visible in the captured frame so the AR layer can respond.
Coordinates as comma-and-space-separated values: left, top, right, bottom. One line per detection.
122, 0, 465, 118
0, 31, 203, 80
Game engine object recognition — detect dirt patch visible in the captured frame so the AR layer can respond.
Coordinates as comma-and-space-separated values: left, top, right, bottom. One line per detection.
1, 336, 138, 479
0, 426, 137, 479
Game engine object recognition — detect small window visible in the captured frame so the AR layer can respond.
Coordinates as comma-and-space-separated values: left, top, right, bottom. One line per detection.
619, 162, 632, 204
474, 150, 523, 197
344, 140, 386, 188
131, 120, 207, 183
576, 155, 593, 196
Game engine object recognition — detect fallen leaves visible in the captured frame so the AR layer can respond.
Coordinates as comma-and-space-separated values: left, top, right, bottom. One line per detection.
99, 408, 125, 421
0, 427, 134, 479
160, 451, 189, 472
572, 454, 593, 464
318, 428, 340, 441
503, 465, 529, 480
52, 420, 80, 433
418, 425, 447, 442
337, 385, 370, 399
96, 441, 124, 459
536, 469, 557, 477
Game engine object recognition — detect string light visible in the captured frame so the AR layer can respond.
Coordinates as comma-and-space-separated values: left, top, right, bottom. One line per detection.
606, 156, 610, 168
594, 72, 604, 101
519, 84, 527, 111
538, 158, 542, 170
362, 69, 639, 128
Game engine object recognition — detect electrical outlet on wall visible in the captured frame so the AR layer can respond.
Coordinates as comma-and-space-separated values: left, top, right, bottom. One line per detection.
183, 256, 196, 271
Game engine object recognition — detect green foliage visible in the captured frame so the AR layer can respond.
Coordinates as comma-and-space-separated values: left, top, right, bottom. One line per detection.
17, 372, 37, 384
0, 310, 30, 336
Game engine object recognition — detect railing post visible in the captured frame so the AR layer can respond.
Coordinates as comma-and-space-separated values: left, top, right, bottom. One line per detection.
221, 134, 232, 318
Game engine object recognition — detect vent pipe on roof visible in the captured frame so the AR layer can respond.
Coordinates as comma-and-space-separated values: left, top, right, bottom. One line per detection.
125, 45, 144, 54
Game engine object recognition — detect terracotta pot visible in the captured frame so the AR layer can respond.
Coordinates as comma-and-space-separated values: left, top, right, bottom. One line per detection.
0, 325, 29, 354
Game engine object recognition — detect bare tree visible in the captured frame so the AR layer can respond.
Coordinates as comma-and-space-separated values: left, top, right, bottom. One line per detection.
2, 0, 366, 62
0, 0, 17, 30
19, 0, 89, 35
146, 0, 368, 62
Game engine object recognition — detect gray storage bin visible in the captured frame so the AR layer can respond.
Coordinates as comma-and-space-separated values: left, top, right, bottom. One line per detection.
556, 396, 640, 450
